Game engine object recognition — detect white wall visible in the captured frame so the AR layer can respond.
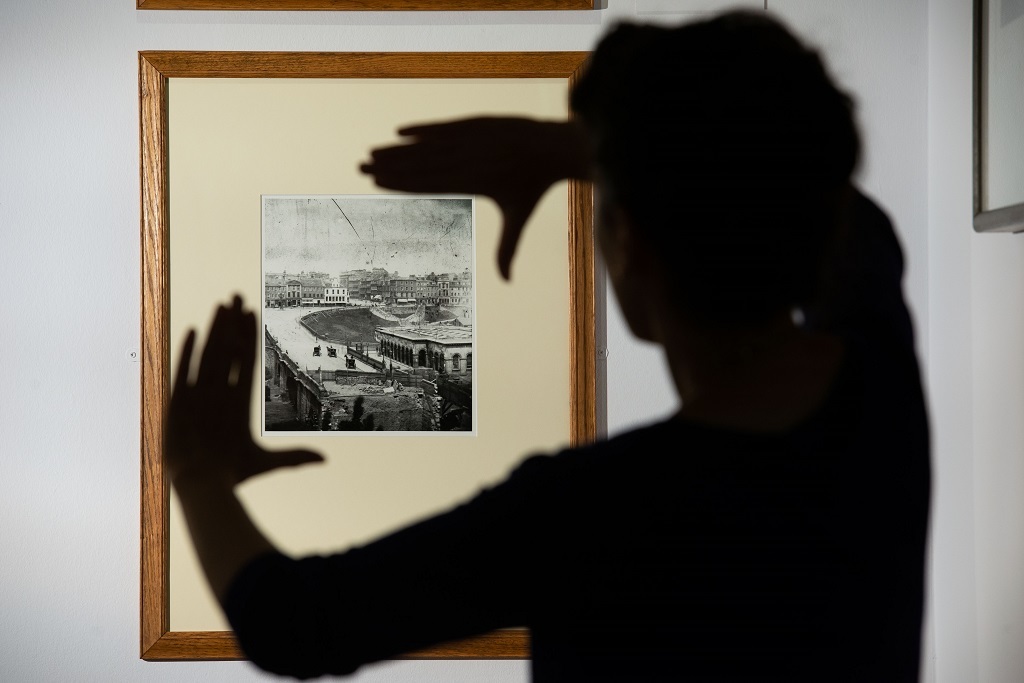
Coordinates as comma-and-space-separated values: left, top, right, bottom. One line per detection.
4, 1, 999, 681
928, 1, 1024, 682
926, 3, 977, 681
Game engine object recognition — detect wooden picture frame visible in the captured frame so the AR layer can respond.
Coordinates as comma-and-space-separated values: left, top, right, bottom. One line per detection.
137, 0, 595, 11
139, 50, 595, 661
973, 0, 1024, 233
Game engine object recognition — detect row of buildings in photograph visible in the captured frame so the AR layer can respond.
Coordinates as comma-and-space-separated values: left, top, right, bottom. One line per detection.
264, 268, 473, 308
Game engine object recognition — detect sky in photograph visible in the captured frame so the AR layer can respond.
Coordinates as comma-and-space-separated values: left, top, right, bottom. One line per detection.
263, 195, 473, 278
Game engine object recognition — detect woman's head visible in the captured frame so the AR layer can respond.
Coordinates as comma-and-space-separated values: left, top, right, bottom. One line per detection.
571, 11, 860, 327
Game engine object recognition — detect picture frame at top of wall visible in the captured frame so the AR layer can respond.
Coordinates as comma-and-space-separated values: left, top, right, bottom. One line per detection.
137, 0, 594, 10
139, 49, 596, 662
973, 0, 1024, 233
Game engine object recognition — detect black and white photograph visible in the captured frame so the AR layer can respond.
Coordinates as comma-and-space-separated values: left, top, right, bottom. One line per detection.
261, 195, 475, 435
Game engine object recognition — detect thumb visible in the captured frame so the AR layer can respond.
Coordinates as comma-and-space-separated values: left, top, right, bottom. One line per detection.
273, 449, 325, 468
496, 203, 534, 281
243, 449, 325, 480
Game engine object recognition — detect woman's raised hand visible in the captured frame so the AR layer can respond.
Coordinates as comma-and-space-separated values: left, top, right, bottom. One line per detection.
360, 116, 591, 280
166, 295, 323, 488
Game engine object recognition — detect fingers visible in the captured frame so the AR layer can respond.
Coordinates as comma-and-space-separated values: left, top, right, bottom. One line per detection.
360, 143, 469, 192
359, 117, 524, 191
395, 116, 496, 139
242, 448, 325, 482
195, 295, 255, 398
168, 329, 197, 428
395, 122, 462, 139
196, 302, 232, 390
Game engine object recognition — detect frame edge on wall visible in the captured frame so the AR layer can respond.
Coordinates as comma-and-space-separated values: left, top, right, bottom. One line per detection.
972, 0, 1024, 233
140, 52, 172, 659
139, 49, 594, 662
137, 0, 595, 11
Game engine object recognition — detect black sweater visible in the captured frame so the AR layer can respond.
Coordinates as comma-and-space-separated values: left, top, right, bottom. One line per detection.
224, 190, 930, 681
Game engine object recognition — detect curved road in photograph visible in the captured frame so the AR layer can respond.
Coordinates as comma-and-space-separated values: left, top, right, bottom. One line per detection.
262, 306, 380, 375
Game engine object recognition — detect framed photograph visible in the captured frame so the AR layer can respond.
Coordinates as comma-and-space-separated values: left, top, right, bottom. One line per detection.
139, 51, 595, 661
260, 194, 478, 435
973, 0, 1024, 233
137, 0, 595, 10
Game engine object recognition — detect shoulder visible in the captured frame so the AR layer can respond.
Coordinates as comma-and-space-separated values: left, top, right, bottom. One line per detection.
496, 418, 757, 520
507, 419, 692, 484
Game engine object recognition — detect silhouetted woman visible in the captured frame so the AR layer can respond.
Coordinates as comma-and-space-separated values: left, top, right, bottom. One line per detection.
167, 11, 929, 681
